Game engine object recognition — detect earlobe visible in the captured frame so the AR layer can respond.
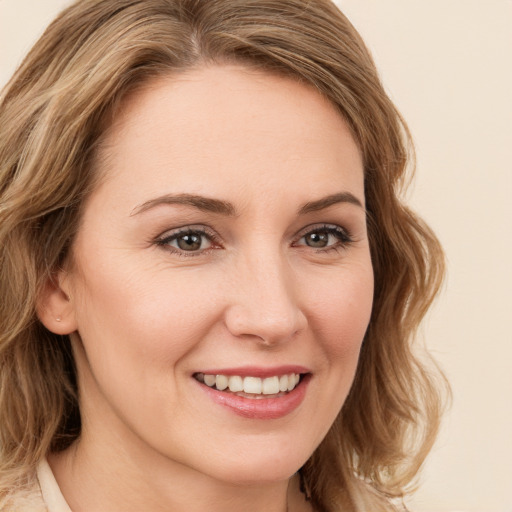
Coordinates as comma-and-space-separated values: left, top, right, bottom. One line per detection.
36, 271, 78, 335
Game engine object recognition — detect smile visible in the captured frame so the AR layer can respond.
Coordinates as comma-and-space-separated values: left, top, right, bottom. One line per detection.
194, 372, 301, 398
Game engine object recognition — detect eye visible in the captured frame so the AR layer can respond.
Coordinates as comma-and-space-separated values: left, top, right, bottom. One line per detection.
295, 224, 353, 251
303, 231, 331, 248
173, 232, 209, 251
156, 227, 218, 255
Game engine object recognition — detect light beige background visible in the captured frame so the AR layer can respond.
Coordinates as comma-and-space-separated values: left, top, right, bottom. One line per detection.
1, 1, 511, 511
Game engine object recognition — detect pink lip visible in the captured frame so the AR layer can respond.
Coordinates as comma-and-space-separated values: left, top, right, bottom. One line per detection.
196, 373, 311, 420
196, 365, 310, 378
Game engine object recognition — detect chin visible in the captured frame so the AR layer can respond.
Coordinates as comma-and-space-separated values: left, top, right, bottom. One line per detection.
195, 442, 311, 486
212, 463, 301, 487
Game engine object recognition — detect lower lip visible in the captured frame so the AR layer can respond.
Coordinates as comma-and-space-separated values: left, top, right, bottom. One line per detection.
197, 376, 310, 420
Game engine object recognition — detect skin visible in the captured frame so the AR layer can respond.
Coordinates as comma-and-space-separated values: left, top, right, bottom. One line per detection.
40, 65, 374, 512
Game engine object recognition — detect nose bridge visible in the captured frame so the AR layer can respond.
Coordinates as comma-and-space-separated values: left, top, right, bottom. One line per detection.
225, 246, 306, 344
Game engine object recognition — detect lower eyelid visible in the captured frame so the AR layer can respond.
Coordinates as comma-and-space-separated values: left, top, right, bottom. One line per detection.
154, 226, 224, 257
154, 224, 354, 254
295, 225, 353, 245
156, 225, 216, 242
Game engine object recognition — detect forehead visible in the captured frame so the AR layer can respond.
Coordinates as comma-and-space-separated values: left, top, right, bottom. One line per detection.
94, 64, 364, 207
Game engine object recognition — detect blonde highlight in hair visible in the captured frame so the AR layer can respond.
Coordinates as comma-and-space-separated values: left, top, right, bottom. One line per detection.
0, 1, 448, 509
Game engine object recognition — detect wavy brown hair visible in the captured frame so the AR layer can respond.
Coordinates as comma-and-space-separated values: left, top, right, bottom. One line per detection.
0, 0, 447, 509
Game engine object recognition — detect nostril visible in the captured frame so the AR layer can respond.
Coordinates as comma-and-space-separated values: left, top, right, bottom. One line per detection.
224, 303, 307, 345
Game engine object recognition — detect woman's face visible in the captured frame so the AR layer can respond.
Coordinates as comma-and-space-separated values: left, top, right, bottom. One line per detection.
60, 65, 373, 484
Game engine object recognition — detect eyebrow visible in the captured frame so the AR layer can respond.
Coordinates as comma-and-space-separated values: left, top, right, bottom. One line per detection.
131, 193, 237, 217
298, 192, 364, 214
131, 190, 363, 217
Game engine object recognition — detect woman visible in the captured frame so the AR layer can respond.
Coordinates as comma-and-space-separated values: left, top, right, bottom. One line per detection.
0, 0, 447, 510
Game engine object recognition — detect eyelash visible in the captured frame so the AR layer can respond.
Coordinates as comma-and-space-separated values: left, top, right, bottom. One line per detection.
155, 226, 221, 257
294, 224, 354, 253
155, 223, 354, 257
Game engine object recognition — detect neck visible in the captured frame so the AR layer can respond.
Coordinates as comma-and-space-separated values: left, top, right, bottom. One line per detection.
48, 434, 299, 512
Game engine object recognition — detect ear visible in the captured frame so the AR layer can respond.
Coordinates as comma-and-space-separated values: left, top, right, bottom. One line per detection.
36, 270, 78, 335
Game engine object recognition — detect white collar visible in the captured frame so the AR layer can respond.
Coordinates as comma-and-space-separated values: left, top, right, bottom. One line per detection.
37, 458, 72, 512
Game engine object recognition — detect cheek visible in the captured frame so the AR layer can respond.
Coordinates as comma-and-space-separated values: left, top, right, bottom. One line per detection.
295, 261, 373, 444
70, 257, 221, 370
308, 263, 374, 361
69, 259, 224, 437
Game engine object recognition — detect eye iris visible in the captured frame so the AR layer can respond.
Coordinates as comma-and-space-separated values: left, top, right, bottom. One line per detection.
177, 233, 202, 251
305, 232, 329, 248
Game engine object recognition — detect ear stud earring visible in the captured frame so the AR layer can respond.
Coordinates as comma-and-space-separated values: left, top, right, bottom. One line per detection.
56, 316, 62, 322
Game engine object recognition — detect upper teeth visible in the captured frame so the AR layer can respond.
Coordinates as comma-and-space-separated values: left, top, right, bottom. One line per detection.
197, 373, 301, 395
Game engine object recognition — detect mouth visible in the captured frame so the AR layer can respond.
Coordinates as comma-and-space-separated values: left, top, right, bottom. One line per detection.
194, 372, 303, 399
193, 366, 311, 419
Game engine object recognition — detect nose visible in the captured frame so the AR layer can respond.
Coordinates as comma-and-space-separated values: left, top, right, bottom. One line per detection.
224, 252, 308, 346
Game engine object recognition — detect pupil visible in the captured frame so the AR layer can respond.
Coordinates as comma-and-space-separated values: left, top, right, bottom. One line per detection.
178, 234, 201, 251
306, 232, 328, 247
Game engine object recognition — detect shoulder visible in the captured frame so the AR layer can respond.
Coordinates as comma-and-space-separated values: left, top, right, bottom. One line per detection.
0, 476, 47, 512
0, 458, 70, 512
350, 478, 406, 512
